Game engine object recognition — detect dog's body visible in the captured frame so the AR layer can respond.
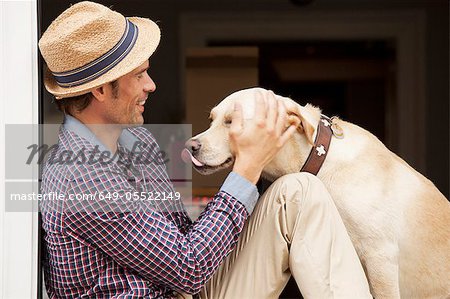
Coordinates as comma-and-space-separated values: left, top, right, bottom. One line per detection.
185, 88, 450, 298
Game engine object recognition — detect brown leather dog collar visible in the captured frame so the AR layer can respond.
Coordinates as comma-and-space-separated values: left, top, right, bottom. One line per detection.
300, 115, 334, 175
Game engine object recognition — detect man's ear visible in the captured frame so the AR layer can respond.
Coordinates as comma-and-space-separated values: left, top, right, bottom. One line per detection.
91, 85, 108, 102
282, 99, 317, 145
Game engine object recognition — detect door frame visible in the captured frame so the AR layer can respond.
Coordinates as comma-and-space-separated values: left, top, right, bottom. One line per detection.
0, 0, 40, 298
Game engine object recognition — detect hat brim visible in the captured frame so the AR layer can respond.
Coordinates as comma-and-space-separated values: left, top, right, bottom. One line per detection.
43, 17, 160, 99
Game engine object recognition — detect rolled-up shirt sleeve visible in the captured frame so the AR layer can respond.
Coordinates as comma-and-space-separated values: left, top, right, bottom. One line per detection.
220, 171, 259, 215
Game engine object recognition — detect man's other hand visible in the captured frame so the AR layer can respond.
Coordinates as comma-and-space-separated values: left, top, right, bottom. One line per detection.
230, 90, 297, 184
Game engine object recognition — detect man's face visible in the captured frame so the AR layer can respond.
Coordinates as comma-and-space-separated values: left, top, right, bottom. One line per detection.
104, 60, 155, 125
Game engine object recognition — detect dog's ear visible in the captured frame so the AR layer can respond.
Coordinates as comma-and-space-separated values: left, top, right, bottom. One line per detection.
283, 100, 317, 145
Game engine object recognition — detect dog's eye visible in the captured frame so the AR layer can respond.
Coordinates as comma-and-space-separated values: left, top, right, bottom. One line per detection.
224, 119, 232, 126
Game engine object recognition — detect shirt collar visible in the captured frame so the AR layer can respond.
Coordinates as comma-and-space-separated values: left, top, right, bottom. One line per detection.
63, 115, 141, 155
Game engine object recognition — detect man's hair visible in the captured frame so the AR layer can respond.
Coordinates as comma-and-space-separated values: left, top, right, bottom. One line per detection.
55, 80, 119, 116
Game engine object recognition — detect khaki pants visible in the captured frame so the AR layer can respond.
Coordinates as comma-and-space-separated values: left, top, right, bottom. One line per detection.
181, 173, 372, 299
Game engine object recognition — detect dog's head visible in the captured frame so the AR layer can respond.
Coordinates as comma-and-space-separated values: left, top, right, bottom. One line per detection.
182, 87, 322, 181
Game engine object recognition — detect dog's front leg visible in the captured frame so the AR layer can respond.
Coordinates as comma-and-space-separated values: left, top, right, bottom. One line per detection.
362, 243, 401, 299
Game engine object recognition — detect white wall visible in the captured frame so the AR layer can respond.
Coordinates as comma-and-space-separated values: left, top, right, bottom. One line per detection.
0, 0, 39, 298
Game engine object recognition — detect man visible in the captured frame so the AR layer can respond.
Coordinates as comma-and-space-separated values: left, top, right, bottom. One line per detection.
39, 2, 371, 298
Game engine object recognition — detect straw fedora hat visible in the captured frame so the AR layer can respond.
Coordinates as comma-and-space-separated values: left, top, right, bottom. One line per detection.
39, 1, 160, 99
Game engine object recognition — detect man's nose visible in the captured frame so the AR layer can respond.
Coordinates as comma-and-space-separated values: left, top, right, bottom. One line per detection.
144, 75, 156, 93
185, 139, 201, 153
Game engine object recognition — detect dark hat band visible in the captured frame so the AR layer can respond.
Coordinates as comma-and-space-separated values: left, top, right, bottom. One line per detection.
52, 18, 138, 88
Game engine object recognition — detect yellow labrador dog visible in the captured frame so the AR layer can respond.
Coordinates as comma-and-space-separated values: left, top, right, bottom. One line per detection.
183, 87, 450, 298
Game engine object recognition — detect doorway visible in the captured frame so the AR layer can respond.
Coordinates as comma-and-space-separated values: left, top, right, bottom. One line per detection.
181, 9, 426, 172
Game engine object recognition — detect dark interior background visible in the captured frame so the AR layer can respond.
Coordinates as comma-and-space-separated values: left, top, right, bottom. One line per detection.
39, 0, 449, 298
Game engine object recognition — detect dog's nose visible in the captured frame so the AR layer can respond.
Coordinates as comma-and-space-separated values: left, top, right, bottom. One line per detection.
185, 139, 201, 153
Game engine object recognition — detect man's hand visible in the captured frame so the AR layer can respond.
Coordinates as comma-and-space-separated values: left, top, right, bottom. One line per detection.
230, 90, 297, 184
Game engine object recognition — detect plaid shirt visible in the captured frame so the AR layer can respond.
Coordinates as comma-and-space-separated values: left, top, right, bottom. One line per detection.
40, 116, 258, 299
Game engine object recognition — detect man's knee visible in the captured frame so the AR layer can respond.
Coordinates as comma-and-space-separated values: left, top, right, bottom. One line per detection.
261, 173, 335, 243
269, 172, 331, 206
